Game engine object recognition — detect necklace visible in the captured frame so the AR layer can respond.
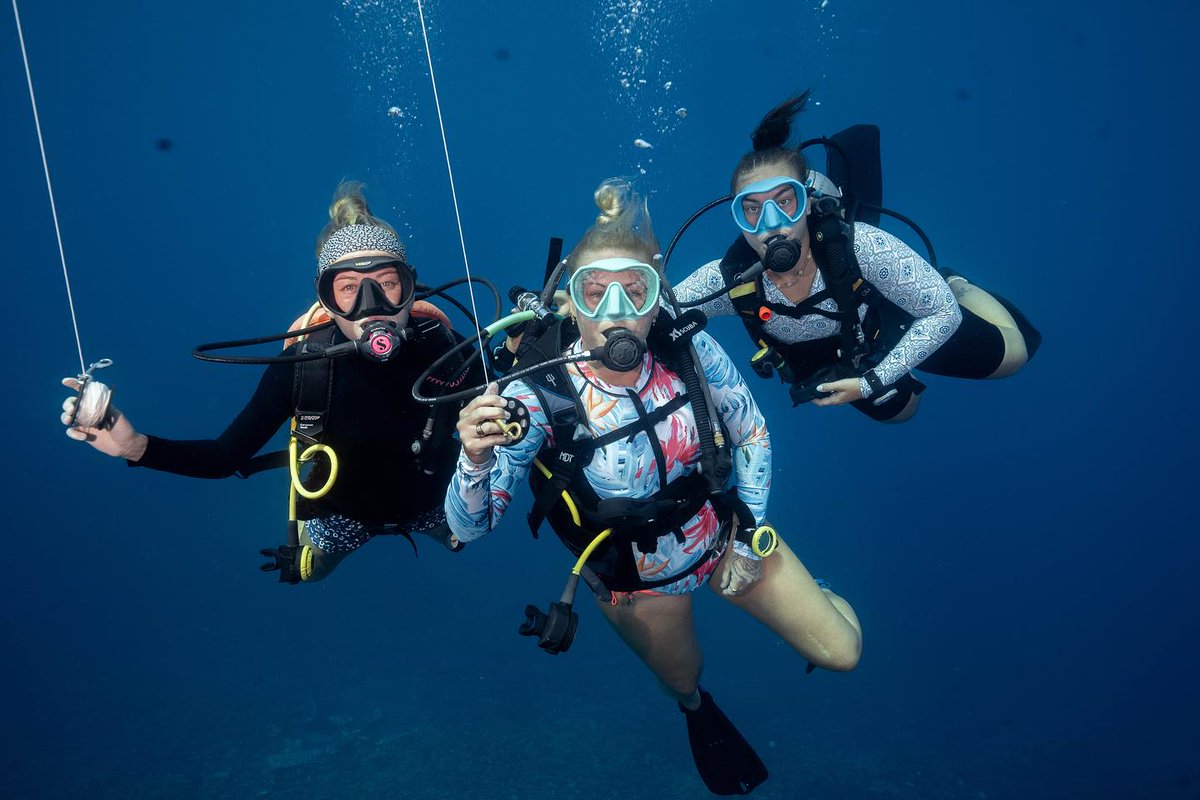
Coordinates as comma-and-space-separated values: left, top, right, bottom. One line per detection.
773, 250, 812, 290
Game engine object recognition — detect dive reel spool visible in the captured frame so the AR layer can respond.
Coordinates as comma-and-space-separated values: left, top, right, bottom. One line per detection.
68, 358, 117, 430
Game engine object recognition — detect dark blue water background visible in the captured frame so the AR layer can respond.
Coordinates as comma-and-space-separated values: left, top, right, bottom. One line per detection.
3, 1, 1197, 797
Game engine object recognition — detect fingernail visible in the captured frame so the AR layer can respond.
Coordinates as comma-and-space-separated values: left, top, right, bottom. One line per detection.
816, 385, 825, 392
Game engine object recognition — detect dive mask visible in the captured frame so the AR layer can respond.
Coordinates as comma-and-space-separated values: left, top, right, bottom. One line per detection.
731, 176, 809, 234
569, 257, 661, 322
316, 256, 415, 321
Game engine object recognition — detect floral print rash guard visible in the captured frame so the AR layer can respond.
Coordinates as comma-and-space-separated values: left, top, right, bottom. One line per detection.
444, 330, 771, 595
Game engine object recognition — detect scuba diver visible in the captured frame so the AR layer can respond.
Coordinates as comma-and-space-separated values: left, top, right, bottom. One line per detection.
440, 179, 861, 796
672, 91, 1042, 423
60, 182, 484, 583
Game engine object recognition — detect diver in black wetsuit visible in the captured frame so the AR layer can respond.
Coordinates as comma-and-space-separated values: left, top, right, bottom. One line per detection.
60, 182, 481, 583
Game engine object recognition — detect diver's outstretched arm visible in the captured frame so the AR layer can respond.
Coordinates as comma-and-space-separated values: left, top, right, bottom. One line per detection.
60, 377, 148, 460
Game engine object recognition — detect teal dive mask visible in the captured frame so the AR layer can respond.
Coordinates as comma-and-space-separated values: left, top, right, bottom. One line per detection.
569, 258, 661, 322
731, 176, 809, 234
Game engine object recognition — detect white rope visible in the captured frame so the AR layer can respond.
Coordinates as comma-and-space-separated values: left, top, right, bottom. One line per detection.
415, 0, 492, 385
12, 0, 86, 375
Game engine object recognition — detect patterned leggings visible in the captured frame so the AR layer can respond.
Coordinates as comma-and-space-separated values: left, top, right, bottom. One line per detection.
304, 506, 446, 555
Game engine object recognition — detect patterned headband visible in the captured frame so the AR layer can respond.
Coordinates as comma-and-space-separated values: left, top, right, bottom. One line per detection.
317, 224, 407, 272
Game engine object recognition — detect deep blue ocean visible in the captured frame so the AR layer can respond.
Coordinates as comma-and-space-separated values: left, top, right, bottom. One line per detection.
4, 1, 1197, 798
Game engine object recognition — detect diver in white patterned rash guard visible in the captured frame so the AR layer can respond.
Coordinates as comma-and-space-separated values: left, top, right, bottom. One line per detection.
673, 91, 1041, 423
445, 178, 861, 795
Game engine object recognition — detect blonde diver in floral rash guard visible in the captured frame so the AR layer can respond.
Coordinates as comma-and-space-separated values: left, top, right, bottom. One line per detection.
443, 179, 862, 796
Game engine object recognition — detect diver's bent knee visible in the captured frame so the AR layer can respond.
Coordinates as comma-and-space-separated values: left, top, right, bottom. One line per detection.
811, 638, 862, 672
826, 645, 862, 672
988, 337, 1029, 379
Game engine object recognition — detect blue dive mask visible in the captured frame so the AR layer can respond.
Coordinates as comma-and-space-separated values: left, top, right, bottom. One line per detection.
569, 258, 661, 322
731, 176, 809, 234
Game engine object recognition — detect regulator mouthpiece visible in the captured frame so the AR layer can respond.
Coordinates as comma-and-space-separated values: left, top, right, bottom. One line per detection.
763, 235, 803, 274
358, 320, 405, 362
598, 327, 647, 372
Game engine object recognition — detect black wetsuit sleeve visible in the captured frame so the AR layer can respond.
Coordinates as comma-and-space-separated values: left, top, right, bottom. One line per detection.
131, 361, 294, 479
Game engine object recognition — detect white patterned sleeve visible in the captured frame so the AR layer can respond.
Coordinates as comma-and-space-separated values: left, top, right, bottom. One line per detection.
671, 260, 737, 319
852, 222, 962, 396
443, 379, 549, 543
694, 332, 771, 557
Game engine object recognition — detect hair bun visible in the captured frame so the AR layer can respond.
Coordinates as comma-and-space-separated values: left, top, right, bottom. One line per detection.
750, 89, 813, 152
594, 178, 632, 225
329, 180, 373, 227
314, 180, 400, 261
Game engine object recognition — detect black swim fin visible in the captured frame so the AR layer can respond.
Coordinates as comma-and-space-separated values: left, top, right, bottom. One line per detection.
679, 690, 769, 795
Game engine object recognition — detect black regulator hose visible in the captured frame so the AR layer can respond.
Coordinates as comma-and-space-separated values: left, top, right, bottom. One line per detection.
192, 276, 500, 367
677, 280, 738, 309
192, 321, 342, 365
861, 205, 938, 267
415, 275, 502, 333
661, 194, 733, 274
411, 316, 647, 406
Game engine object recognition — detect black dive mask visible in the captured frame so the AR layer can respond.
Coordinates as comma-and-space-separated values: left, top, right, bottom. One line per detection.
316, 257, 415, 321
763, 234, 804, 274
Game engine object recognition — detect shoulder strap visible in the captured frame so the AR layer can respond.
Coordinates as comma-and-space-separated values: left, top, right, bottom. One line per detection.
647, 309, 732, 492
292, 325, 337, 444
516, 317, 592, 451
806, 207, 872, 368
517, 317, 595, 538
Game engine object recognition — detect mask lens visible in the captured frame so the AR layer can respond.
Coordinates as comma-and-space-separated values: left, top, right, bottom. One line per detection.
732, 177, 808, 234
569, 259, 660, 321
579, 274, 647, 312
317, 258, 413, 320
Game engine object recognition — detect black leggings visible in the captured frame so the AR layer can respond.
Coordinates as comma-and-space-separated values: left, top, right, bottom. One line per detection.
918, 292, 1042, 379
847, 292, 1041, 422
